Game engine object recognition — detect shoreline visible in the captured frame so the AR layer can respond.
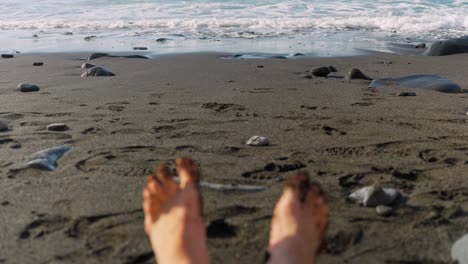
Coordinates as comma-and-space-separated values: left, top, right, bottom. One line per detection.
1, 51, 468, 263
0, 31, 431, 58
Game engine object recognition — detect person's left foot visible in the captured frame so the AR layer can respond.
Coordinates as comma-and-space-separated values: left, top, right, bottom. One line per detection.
143, 158, 210, 264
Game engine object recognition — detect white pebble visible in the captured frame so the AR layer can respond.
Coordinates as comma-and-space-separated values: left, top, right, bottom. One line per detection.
246, 136, 270, 146
349, 184, 399, 207
452, 233, 468, 264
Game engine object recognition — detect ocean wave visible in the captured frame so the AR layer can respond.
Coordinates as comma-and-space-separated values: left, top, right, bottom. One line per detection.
0, 0, 466, 40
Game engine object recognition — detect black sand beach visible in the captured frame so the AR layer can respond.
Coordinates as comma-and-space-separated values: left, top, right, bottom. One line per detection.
1, 52, 468, 263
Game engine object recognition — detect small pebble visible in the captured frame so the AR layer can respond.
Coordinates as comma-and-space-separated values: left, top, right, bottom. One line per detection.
10, 143, 22, 149
311, 66, 337, 77
133, 47, 148, 50
32, 34, 38, 38
47, 123, 69, 131
33, 62, 44, 66
17, 83, 40, 92
376, 205, 393, 216
345, 68, 372, 80
84, 35, 97, 41
246, 136, 270, 146
81, 66, 116, 77
397, 92, 417, 96
156, 38, 171, 43
0, 121, 8, 132
1, 54, 14, 59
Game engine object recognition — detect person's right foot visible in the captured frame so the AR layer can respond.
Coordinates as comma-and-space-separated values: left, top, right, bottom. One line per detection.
267, 173, 329, 264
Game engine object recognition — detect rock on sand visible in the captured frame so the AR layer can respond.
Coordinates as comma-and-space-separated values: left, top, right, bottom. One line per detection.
17, 83, 40, 92
26, 145, 72, 171
81, 67, 116, 77
311, 66, 337, 77
246, 136, 270, 146
369, 75, 462, 93
349, 184, 400, 207
425, 36, 468, 56
47, 123, 69, 131
345, 68, 372, 80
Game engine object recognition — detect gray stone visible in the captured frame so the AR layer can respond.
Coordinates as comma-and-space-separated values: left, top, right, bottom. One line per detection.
17, 83, 40, 92
1, 54, 14, 59
84, 35, 97, 41
10, 143, 21, 149
26, 145, 72, 171
246, 136, 270, 146
349, 184, 400, 207
425, 36, 468, 56
452, 233, 468, 264
33, 62, 44, 66
396, 91, 417, 96
47, 123, 69, 131
369, 75, 462, 93
81, 63, 95, 69
311, 66, 337, 77
81, 67, 116, 77
345, 68, 372, 80
156, 38, 172, 43
376, 205, 393, 216
133, 47, 148, 50
0, 121, 8, 132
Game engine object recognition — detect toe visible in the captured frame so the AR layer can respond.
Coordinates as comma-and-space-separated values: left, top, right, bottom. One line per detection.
285, 172, 310, 203
156, 164, 178, 195
304, 182, 329, 244
176, 157, 200, 189
143, 177, 164, 234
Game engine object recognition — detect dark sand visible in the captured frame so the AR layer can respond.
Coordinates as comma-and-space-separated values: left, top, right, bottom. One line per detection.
1, 52, 468, 264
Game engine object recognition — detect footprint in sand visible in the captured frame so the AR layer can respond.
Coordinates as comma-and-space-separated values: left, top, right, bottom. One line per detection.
241, 162, 306, 181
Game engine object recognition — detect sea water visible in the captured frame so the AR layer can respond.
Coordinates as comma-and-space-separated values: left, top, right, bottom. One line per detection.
0, 0, 467, 55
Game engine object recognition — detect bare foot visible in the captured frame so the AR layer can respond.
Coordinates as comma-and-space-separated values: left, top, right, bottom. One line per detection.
267, 173, 328, 264
143, 158, 210, 264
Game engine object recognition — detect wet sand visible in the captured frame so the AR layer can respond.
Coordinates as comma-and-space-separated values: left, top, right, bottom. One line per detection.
0, 52, 468, 264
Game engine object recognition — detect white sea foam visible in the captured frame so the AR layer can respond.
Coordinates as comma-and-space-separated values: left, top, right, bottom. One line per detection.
0, 0, 466, 40
0, 0, 466, 54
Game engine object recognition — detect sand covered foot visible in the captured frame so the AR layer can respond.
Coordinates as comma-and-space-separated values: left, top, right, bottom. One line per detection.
267, 173, 328, 264
143, 158, 209, 264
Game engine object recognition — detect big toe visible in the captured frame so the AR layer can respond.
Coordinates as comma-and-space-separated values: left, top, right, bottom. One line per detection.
176, 157, 200, 188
